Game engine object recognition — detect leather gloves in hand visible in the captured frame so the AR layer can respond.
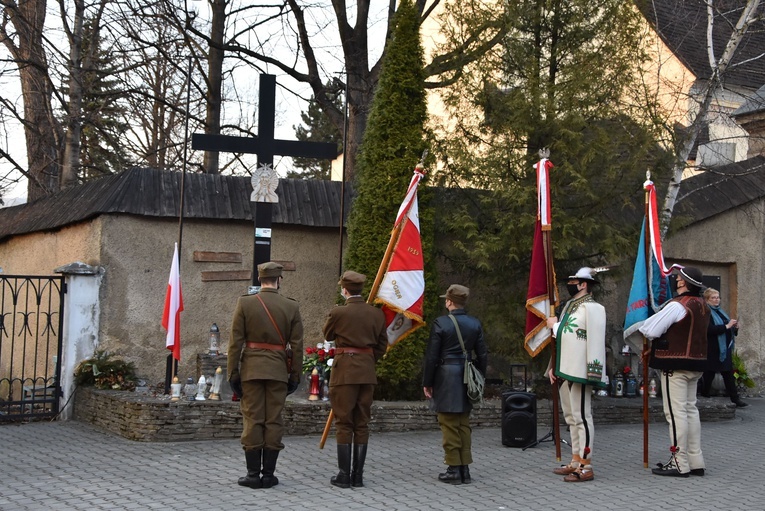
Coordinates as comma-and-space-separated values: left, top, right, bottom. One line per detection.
229, 373, 243, 398
287, 376, 300, 396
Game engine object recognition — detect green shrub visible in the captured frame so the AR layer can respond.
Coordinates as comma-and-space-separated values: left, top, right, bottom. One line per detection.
74, 350, 137, 390
733, 352, 756, 389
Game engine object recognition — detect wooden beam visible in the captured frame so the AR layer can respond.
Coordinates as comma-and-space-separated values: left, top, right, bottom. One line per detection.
201, 271, 252, 282
193, 251, 242, 263
272, 260, 296, 271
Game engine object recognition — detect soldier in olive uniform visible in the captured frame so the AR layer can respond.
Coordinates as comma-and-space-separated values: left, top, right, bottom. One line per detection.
323, 271, 388, 488
228, 262, 303, 489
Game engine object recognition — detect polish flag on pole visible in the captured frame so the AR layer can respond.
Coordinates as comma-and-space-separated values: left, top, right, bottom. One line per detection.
524, 157, 558, 357
372, 165, 426, 347
162, 242, 184, 361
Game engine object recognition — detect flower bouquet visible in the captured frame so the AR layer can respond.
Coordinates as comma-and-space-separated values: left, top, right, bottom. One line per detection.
302, 341, 335, 378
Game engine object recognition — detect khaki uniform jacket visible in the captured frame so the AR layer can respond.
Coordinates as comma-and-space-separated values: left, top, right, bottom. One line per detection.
323, 296, 387, 386
228, 287, 304, 383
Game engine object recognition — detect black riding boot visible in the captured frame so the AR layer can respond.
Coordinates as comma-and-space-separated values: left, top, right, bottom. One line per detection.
331, 444, 352, 488
261, 449, 280, 488
351, 444, 368, 487
461, 465, 471, 484
238, 449, 262, 488
438, 465, 462, 484
724, 372, 748, 407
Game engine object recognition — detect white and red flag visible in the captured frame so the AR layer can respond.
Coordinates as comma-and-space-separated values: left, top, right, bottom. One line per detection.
373, 166, 426, 346
162, 242, 184, 361
524, 157, 558, 357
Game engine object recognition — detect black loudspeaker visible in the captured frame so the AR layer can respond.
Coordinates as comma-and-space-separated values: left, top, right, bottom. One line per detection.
501, 391, 537, 447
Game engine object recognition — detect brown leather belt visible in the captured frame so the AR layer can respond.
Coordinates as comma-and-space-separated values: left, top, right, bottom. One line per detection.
335, 347, 373, 355
246, 342, 284, 350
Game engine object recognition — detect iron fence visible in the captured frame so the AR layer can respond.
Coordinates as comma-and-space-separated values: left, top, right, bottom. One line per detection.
0, 275, 65, 421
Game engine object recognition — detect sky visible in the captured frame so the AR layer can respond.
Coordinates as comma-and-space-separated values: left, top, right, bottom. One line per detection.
0, 1, 388, 206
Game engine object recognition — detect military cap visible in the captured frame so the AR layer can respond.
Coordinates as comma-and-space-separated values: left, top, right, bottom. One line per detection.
339, 270, 366, 291
440, 284, 469, 305
258, 261, 283, 278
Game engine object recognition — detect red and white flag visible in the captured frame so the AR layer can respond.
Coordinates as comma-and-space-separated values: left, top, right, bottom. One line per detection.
645, 180, 681, 277
524, 158, 558, 357
162, 242, 184, 361
535, 158, 553, 230
373, 166, 426, 346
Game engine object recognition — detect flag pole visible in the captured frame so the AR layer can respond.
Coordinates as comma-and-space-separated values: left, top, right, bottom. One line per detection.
536, 148, 562, 461
642, 172, 651, 468
543, 229, 562, 461
319, 152, 428, 449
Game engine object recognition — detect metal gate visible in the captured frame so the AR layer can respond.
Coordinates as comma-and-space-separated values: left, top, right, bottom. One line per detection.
0, 275, 66, 421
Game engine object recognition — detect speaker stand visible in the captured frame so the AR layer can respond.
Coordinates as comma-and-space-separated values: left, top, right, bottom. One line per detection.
522, 425, 570, 451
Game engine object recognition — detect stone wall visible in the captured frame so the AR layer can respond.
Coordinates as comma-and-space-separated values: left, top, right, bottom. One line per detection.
73, 388, 736, 442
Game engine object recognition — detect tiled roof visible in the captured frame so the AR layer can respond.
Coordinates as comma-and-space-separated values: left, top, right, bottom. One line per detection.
0, 167, 351, 241
637, 0, 765, 89
732, 84, 765, 116
674, 155, 765, 224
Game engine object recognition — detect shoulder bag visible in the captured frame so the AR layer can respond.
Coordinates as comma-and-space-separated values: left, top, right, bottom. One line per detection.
448, 314, 484, 405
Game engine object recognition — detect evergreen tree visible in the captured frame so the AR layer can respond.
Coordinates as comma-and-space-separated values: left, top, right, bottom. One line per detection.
432, 0, 673, 366
78, 16, 130, 181
344, 0, 433, 399
289, 86, 343, 180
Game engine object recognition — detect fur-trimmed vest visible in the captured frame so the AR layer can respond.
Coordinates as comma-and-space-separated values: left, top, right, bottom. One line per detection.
649, 295, 709, 372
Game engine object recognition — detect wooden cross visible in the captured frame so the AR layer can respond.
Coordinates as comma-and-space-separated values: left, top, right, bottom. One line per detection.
192, 74, 338, 286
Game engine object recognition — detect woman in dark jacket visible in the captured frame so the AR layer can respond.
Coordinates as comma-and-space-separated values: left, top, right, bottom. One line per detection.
422, 285, 488, 485
700, 288, 747, 407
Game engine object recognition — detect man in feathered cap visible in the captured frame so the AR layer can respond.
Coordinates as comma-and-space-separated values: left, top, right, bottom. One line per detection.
546, 267, 607, 482
640, 266, 709, 477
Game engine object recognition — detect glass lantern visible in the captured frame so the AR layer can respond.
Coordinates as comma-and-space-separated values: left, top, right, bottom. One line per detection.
170, 376, 182, 401
209, 323, 221, 355
183, 377, 197, 401
209, 367, 223, 400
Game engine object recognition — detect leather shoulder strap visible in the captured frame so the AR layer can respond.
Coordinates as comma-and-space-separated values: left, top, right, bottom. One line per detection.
256, 293, 286, 348
448, 314, 468, 357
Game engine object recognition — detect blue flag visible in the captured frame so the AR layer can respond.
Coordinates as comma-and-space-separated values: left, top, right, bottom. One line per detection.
623, 219, 669, 352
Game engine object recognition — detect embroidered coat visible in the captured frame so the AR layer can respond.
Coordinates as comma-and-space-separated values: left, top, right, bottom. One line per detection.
554, 294, 607, 388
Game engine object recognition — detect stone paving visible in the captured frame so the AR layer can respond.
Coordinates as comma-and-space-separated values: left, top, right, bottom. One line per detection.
1, 397, 762, 511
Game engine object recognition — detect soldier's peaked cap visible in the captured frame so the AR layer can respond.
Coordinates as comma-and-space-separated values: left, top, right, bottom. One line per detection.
258, 261, 283, 278
440, 284, 469, 305
339, 271, 366, 289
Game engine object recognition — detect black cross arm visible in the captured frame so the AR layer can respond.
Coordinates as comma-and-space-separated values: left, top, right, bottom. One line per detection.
192, 133, 338, 160
271, 139, 338, 160
192, 133, 263, 153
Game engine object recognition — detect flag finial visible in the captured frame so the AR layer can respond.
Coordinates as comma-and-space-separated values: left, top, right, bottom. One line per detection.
539, 148, 550, 159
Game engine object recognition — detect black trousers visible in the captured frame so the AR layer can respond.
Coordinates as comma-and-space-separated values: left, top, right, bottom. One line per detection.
701, 370, 739, 402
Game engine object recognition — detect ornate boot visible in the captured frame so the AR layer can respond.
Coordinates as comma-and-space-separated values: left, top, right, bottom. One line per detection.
331, 444, 352, 488
237, 449, 262, 488
553, 458, 580, 476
